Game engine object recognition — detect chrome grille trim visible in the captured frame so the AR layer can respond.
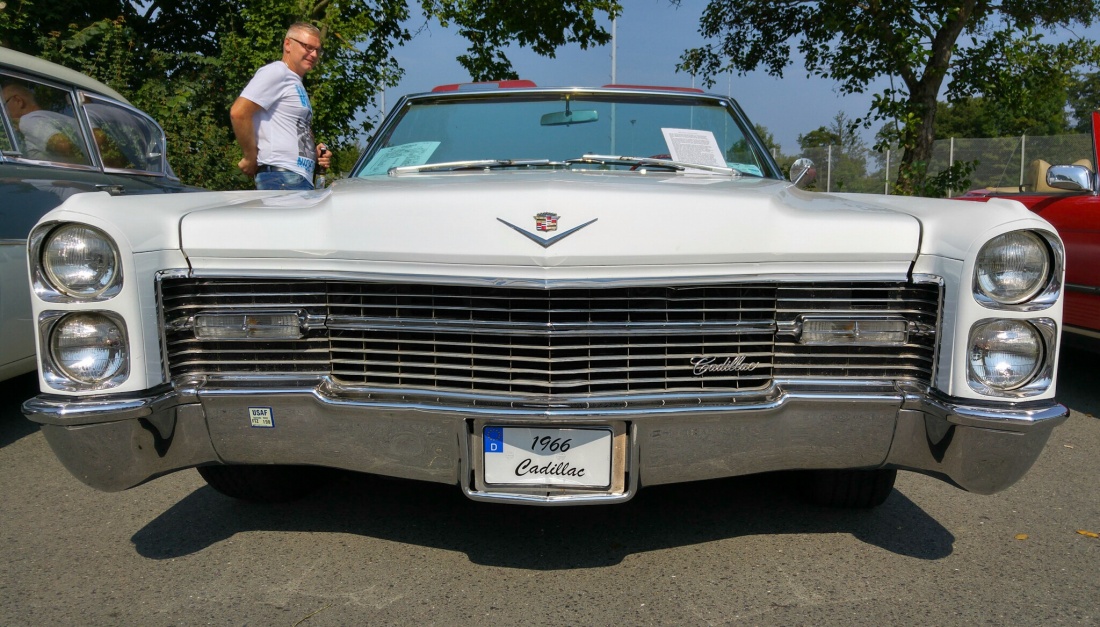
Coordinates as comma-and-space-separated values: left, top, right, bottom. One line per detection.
158, 277, 941, 398
325, 316, 777, 336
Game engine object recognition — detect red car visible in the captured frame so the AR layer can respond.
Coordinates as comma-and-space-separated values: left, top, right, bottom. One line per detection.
958, 111, 1100, 349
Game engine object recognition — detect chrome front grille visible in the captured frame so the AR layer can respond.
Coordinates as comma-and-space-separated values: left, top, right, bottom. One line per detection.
159, 278, 941, 397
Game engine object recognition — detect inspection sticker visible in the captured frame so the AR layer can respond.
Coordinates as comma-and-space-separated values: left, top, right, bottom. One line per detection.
248, 407, 274, 428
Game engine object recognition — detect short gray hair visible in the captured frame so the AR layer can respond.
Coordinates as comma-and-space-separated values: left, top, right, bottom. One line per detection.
286, 22, 321, 41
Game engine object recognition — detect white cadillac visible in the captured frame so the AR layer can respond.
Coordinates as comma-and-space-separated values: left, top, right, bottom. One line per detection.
23, 82, 1067, 508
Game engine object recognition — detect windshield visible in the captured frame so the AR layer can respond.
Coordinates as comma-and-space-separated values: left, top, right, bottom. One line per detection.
355, 92, 775, 177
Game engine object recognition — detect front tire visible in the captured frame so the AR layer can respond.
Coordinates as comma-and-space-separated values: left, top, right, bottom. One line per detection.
801, 468, 897, 508
197, 464, 326, 502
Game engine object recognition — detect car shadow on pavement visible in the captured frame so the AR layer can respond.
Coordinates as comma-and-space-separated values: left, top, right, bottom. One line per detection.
0, 372, 40, 448
1055, 345, 1098, 418
131, 470, 954, 567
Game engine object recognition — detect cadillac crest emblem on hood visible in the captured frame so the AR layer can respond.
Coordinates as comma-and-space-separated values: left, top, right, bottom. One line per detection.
535, 212, 559, 232
497, 214, 598, 248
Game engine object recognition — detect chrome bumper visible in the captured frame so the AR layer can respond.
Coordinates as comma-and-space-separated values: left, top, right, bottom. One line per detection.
23, 382, 1068, 504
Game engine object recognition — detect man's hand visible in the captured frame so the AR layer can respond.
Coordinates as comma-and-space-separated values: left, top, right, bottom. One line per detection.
316, 143, 331, 169
238, 156, 258, 177
230, 97, 263, 177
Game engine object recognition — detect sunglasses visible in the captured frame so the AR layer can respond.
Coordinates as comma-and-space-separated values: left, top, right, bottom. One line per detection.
288, 37, 323, 57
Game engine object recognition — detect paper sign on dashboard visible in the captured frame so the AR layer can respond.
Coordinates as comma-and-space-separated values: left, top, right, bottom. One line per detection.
362, 141, 441, 175
661, 128, 726, 170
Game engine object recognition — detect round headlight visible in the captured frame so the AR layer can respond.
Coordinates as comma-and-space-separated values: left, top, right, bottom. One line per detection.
974, 231, 1050, 305
48, 313, 127, 384
41, 224, 121, 299
968, 320, 1042, 391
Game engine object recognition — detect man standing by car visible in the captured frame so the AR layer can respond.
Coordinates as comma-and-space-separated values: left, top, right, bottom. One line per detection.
230, 22, 331, 190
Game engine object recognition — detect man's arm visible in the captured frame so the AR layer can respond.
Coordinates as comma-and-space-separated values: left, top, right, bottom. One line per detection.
230, 97, 264, 177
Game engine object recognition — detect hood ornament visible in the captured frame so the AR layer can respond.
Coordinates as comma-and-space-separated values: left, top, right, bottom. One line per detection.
498, 214, 597, 248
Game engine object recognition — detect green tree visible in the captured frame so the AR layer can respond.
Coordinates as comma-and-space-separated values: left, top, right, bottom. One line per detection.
676, 0, 1100, 196
4, 0, 622, 189
934, 94, 1068, 140
753, 123, 780, 156
797, 112, 877, 192
1068, 71, 1100, 133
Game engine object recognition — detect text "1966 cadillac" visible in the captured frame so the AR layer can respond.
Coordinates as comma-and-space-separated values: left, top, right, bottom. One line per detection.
23, 81, 1068, 508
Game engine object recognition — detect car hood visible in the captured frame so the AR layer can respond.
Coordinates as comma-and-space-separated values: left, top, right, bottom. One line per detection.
47, 171, 1040, 281
170, 171, 923, 279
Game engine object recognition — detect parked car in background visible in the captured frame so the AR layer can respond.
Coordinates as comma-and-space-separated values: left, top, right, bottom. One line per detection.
0, 46, 195, 381
957, 112, 1099, 349
23, 81, 1068, 510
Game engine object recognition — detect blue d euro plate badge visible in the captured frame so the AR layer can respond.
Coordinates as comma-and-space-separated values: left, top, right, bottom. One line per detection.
249, 407, 274, 428
484, 426, 503, 453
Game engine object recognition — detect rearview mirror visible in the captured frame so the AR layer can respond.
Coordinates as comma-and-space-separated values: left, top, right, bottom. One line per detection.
540, 109, 599, 126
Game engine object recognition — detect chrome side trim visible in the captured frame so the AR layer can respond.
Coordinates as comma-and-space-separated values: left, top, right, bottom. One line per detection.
1063, 324, 1100, 340
1066, 282, 1100, 294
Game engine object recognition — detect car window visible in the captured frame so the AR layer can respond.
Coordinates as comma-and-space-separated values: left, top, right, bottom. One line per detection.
0, 75, 92, 166
82, 96, 166, 174
358, 93, 770, 177
0, 109, 13, 153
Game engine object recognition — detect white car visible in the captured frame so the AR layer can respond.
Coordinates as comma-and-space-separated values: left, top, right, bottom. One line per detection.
1, 47, 193, 382
22, 81, 1067, 508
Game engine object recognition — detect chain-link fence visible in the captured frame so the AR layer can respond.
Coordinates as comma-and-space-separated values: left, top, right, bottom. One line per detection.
797, 132, 1093, 196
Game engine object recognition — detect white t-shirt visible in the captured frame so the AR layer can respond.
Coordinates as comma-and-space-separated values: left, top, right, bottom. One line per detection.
239, 61, 317, 179
18, 110, 86, 163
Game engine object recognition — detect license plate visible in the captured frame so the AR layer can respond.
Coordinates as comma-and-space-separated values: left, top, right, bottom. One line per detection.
483, 426, 612, 488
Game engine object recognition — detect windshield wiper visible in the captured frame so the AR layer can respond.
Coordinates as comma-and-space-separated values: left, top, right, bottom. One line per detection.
389, 159, 568, 175
566, 154, 742, 176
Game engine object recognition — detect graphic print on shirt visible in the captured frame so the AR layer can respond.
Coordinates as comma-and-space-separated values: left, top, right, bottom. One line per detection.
296, 117, 316, 173
294, 84, 316, 172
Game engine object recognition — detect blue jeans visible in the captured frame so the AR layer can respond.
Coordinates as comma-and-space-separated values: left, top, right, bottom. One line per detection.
256, 170, 313, 190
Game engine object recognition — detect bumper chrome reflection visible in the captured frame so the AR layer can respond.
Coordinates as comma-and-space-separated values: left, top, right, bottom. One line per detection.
23, 380, 1068, 502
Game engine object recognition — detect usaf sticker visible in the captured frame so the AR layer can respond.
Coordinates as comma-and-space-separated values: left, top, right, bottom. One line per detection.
248, 407, 274, 428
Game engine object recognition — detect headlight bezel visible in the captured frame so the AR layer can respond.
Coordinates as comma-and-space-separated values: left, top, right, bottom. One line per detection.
966, 317, 1057, 398
38, 310, 130, 392
29, 221, 123, 303
972, 229, 1062, 311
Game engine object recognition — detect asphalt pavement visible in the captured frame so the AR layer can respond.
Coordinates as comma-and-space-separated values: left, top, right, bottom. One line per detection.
1, 347, 1097, 626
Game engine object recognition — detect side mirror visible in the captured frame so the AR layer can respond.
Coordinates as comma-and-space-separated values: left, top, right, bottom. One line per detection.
790, 157, 816, 189
1046, 164, 1093, 192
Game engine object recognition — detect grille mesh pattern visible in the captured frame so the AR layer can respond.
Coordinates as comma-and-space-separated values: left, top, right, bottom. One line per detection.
160, 278, 940, 397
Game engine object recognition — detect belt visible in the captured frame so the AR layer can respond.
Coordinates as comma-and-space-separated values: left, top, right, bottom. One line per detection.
256, 164, 296, 173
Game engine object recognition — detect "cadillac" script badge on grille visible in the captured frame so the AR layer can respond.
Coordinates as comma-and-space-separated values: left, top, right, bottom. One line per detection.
691, 355, 763, 375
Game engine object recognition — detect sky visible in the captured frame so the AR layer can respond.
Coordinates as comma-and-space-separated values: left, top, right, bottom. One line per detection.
373, 1, 858, 153
372, 1, 1099, 155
